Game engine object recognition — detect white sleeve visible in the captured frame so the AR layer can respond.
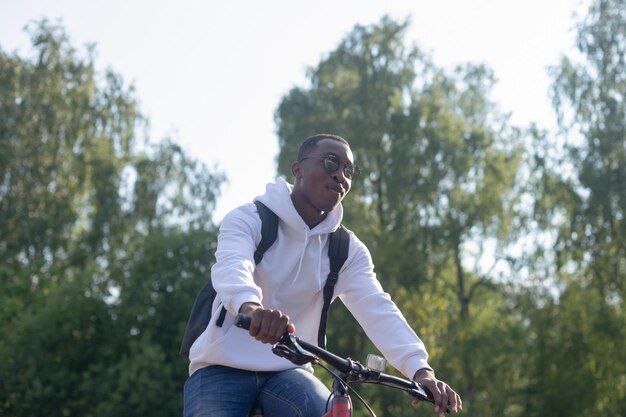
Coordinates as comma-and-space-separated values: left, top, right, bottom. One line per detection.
210, 205, 264, 315
337, 237, 432, 379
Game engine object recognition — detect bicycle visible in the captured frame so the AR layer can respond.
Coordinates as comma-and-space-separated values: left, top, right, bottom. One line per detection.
234, 314, 449, 417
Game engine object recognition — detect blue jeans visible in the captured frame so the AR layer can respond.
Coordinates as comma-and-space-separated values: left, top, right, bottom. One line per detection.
184, 365, 331, 417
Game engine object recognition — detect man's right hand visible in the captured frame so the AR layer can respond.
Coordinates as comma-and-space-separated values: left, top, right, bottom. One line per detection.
238, 302, 295, 344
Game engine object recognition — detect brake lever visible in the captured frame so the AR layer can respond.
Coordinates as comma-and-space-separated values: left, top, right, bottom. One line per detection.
272, 333, 317, 366
411, 382, 451, 413
411, 380, 433, 402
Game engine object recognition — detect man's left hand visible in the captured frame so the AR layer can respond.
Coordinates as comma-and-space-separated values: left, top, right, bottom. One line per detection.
412, 368, 462, 416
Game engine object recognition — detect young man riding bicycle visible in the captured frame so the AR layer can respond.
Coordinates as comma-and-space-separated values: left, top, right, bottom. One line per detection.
183, 134, 462, 417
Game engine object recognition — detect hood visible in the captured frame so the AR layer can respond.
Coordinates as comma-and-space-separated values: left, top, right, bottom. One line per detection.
255, 177, 343, 237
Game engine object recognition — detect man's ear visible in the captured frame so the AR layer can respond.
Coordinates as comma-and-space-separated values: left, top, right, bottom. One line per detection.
291, 161, 303, 180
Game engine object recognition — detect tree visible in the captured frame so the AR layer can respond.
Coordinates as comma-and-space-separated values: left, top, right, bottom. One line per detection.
275, 16, 525, 416
550, 0, 626, 301
522, 0, 626, 414
0, 20, 224, 416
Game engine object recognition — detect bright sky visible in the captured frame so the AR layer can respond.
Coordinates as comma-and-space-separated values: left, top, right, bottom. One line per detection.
1, 0, 589, 222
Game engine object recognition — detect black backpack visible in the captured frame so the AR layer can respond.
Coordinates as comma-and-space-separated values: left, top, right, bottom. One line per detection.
179, 201, 350, 357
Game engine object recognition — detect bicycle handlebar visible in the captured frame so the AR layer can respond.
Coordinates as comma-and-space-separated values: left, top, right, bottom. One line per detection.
234, 314, 446, 411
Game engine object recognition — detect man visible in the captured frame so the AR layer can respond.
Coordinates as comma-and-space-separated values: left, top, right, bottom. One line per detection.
184, 134, 462, 417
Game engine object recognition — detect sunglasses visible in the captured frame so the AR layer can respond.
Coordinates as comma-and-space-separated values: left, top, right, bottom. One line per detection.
299, 153, 361, 180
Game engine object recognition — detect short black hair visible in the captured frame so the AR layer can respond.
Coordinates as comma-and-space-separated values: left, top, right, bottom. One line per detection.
297, 134, 350, 161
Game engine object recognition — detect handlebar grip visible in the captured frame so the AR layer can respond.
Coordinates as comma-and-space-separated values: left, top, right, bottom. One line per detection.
234, 314, 251, 330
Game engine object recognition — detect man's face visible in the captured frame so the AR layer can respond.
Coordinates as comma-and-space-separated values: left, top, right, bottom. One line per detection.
293, 138, 356, 214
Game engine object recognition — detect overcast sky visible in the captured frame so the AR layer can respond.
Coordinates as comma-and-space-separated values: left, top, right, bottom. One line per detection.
1, 0, 589, 221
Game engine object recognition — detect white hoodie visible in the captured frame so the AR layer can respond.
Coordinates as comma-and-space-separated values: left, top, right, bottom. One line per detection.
188, 178, 431, 379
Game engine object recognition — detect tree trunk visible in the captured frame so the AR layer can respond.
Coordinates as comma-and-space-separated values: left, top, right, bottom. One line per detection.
454, 241, 476, 403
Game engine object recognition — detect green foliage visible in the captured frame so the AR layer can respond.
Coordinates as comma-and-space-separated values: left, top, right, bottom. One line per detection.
0, 274, 114, 417
0, 20, 223, 417
520, 0, 626, 415
520, 281, 626, 417
549, 0, 626, 296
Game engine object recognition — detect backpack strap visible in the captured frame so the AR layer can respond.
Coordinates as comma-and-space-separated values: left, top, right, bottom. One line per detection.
318, 225, 350, 348
215, 201, 278, 326
253, 201, 279, 264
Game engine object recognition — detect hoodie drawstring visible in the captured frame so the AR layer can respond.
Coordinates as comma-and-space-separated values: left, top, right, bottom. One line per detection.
291, 228, 310, 285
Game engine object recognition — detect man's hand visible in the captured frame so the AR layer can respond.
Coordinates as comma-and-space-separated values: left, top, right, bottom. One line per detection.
238, 302, 295, 344
412, 368, 462, 416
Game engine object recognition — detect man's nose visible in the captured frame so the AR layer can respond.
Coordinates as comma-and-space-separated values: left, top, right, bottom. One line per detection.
332, 168, 345, 181
332, 169, 349, 188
